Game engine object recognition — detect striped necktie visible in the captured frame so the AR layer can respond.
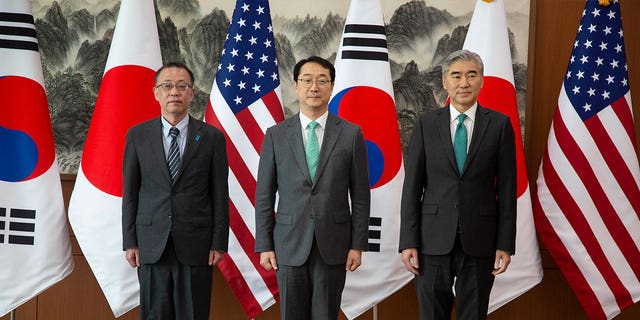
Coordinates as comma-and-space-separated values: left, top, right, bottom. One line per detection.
167, 127, 181, 182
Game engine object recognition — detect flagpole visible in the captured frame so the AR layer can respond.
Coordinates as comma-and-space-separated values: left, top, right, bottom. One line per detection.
373, 305, 378, 320
10, 310, 15, 320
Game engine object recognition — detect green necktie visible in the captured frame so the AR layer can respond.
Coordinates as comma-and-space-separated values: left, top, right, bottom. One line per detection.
306, 121, 319, 182
453, 114, 467, 173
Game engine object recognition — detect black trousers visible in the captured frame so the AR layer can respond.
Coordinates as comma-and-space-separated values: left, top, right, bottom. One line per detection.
276, 239, 347, 320
138, 238, 213, 320
415, 236, 495, 320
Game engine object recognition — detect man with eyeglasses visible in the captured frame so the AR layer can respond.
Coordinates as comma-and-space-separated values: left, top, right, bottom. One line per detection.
255, 56, 371, 319
122, 62, 229, 320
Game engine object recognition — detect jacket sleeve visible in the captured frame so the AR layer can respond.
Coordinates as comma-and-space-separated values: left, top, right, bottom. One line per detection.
399, 116, 427, 252
496, 117, 517, 254
210, 129, 230, 252
254, 128, 277, 252
349, 127, 371, 251
122, 130, 140, 250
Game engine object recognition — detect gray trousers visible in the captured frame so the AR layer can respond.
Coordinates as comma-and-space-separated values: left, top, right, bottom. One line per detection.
276, 239, 347, 320
138, 238, 213, 320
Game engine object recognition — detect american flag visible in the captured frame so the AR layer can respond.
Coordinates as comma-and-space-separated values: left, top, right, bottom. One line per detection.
204, 0, 283, 317
533, 1, 640, 319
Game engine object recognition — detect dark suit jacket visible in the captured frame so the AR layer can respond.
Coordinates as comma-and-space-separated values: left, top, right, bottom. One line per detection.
122, 116, 229, 265
255, 113, 370, 266
399, 105, 516, 257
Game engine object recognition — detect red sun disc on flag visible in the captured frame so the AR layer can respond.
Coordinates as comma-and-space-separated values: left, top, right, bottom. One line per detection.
478, 75, 528, 196
81, 65, 160, 197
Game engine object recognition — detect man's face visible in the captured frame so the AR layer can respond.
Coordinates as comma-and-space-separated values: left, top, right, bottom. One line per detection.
295, 62, 334, 115
153, 67, 194, 120
442, 59, 483, 112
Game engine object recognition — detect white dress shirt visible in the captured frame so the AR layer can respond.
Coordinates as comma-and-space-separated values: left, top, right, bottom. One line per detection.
161, 115, 189, 158
449, 103, 477, 152
300, 111, 328, 152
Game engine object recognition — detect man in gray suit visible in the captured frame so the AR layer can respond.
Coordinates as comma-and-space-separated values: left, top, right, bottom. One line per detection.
255, 56, 371, 320
122, 62, 229, 320
399, 50, 517, 320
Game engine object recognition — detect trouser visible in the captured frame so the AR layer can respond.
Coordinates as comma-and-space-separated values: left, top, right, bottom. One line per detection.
138, 238, 213, 320
276, 239, 347, 320
415, 235, 495, 320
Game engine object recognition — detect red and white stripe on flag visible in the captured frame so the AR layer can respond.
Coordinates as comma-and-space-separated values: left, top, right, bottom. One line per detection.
533, 1, 640, 319
330, 0, 412, 318
462, 0, 543, 313
204, 0, 283, 317
67, 0, 162, 316
0, 1, 73, 316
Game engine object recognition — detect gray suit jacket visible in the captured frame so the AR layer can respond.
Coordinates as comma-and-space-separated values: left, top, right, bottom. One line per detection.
122, 117, 229, 265
255, 113, 370, 266
399, 105, 516, 257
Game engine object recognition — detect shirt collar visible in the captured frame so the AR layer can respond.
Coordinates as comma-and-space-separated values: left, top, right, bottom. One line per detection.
161, 114, 189, 138
449, 103, 478, 124
300, 111, 328, 130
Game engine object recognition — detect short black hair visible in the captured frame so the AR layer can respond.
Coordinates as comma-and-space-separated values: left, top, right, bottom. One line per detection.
155, 62, 195, 86
293, 56, 335, 83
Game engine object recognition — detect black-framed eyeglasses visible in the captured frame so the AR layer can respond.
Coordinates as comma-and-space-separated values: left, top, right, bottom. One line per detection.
297, 78, 332, 88
155, 82, 193, 92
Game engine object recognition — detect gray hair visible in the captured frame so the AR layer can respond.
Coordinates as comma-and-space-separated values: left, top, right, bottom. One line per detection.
441, 49, 484, 79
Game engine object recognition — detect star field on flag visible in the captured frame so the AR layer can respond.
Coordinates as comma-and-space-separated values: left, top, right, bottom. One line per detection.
216, 2, 279, 114
564, 3, 628, 121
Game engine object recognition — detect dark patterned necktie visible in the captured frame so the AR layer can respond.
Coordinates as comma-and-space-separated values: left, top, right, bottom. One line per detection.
167, 127, 180, 182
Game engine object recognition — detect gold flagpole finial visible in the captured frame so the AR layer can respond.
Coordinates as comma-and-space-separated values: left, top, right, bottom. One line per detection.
482, 0, 495, 2
599, 0, 611, 6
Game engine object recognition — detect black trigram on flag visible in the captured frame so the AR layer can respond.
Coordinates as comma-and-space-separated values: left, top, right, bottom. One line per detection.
0, 207, 36, 245
0, 12, 39, 51
368, 217, 382, 252
341, 24, 388, 62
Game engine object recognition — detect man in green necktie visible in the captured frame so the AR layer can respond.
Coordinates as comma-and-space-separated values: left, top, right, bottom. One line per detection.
399, 50, 517, 320
255, 56, 371, 320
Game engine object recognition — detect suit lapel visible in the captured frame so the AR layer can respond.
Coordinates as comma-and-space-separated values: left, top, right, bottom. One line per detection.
286, 115, 311, 183
313, 113, 342, 189
148, 118, 173, 183
463, 105, 490, 174
173, 118, 202, 184
436, 107, 459, 174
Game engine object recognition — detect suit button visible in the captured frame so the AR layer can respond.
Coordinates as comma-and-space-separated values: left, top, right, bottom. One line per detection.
453, 203, 459, 208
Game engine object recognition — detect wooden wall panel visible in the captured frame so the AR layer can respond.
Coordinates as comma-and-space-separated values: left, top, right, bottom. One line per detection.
4, 0, 640, 318
0, 299, 36, 320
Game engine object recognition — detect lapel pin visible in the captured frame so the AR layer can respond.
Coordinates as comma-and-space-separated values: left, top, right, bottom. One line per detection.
195, 135, 201, 141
